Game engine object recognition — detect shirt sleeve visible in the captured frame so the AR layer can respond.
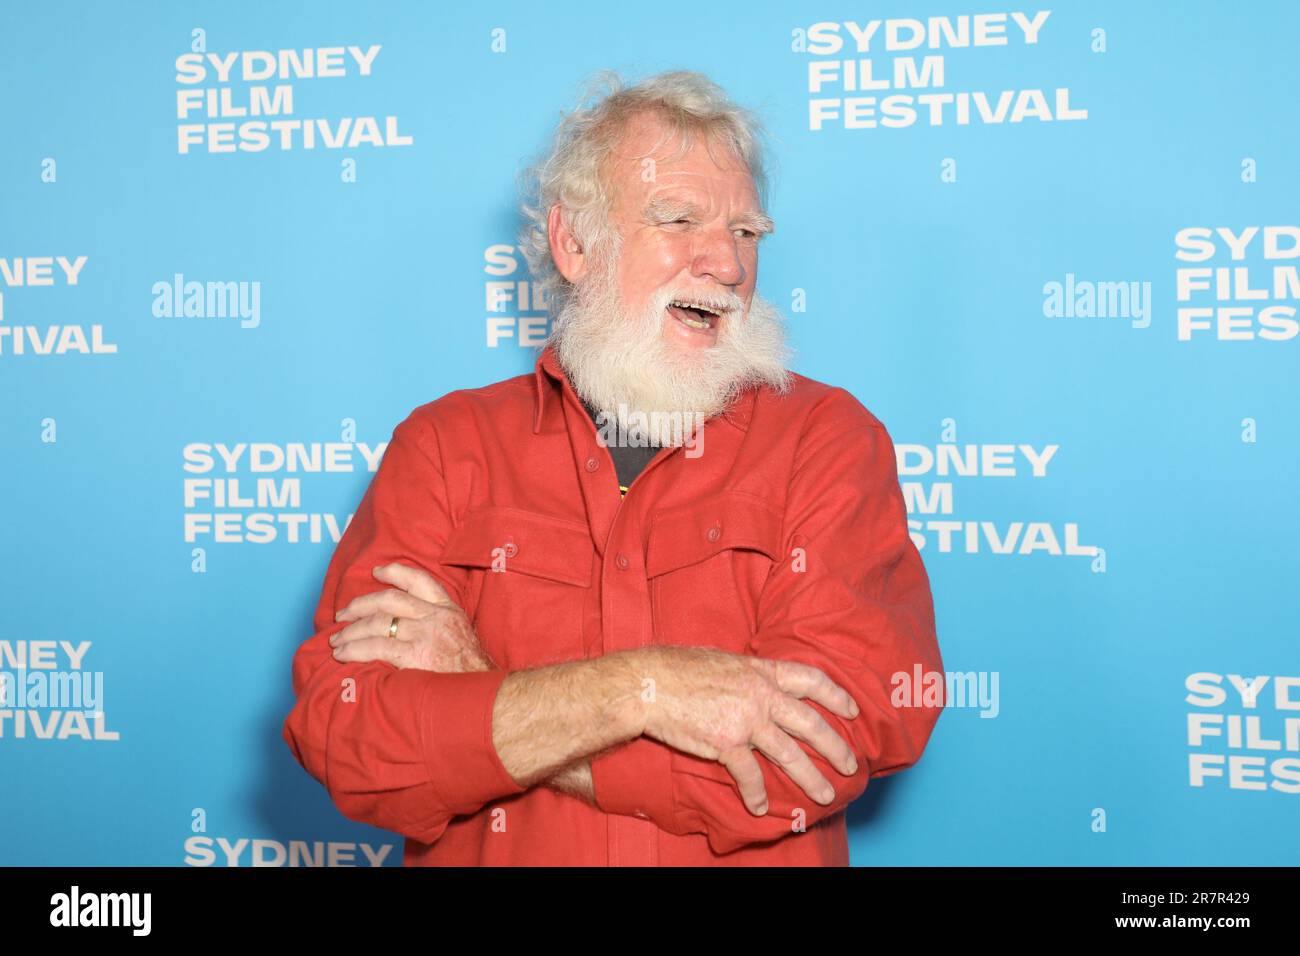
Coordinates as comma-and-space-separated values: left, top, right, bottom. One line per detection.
589, 388, 946, 855
281, 410, 526, 844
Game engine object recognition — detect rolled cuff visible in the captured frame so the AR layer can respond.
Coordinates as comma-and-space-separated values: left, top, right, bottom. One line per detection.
590, 735, 675, 823
418, 668, 528, 815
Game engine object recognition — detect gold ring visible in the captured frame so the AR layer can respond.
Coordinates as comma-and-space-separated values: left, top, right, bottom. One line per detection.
388, 616, 400, 640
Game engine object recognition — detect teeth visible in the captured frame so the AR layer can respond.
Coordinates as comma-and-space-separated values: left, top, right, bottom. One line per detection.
668, 300, 724, 331
669, 299, 722, 317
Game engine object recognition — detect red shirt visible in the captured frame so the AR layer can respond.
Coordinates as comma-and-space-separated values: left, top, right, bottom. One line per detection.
283, 344, 945, 866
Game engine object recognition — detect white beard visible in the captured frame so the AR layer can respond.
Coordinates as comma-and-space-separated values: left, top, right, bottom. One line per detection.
548, 251, 793, 447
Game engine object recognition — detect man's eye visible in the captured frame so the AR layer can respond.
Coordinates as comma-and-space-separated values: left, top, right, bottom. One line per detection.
735, 228, 758, 239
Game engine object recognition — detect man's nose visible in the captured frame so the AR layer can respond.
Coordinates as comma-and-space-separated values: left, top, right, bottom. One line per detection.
691, 226, 746, 288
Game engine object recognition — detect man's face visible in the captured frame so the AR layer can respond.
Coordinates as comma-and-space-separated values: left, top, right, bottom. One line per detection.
603, 111, 773, 355
549, 111, 790, 444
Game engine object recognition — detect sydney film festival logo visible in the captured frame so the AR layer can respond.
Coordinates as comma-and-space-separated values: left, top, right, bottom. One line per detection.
0, 640, 118, 742
174, 35, 412, 155
794, 10, 1089, 132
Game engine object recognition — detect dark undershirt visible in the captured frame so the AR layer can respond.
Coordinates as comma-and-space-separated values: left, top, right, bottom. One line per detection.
579, 400, 662, 496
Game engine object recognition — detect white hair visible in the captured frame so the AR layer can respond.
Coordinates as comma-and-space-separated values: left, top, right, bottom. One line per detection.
516, 69, 774, 318
551, 247, 793, 446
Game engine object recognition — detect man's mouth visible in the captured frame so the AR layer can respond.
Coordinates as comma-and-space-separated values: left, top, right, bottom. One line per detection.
666, 299, 724, 332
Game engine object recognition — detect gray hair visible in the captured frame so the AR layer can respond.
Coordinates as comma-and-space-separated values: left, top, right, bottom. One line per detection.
517, 70, 773, 317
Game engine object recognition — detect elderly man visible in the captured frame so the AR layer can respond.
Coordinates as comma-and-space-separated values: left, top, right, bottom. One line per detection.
283, 70, 944, 866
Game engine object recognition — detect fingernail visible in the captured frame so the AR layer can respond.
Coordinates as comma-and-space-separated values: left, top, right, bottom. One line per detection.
847, 758, 858, 774
755, 801, 768, 816
849, 701, 859, 718
820, 787, 835, 803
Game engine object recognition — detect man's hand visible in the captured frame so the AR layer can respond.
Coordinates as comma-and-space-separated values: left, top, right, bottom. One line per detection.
629, 645, 861, 817
329, 565, 860, 818
330, 563, 493, 673
329, 562, 594, 802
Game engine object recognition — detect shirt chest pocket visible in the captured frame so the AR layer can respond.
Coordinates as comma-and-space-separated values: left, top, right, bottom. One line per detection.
439, 507, 593, 669
644, 491, 785, 652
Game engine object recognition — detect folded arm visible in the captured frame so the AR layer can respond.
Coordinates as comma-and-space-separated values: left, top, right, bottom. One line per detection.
283, 412, 639, 841
589, 389, 947, 854
285, 401, 893, 848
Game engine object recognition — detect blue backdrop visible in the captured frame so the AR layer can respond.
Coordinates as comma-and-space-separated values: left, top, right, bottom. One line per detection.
2, 0, 1297, 866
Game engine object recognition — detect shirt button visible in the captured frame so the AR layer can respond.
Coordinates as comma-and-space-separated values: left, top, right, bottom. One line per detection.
503, 542, 518, 558
706, 525, 722, 543
615, 553, 630, 570
585, 457, 599, 472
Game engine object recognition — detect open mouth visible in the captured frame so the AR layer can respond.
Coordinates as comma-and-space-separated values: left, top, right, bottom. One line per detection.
666, 299, 724, 332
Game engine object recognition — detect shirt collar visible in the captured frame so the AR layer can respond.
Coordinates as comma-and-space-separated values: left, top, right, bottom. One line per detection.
532, 344, 565, 434
532, 342, 758, 434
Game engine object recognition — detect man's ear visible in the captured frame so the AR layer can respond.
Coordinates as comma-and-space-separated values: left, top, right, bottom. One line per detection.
547, 204, 588, 284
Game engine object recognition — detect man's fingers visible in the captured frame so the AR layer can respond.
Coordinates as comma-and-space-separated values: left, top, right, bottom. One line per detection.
752, 725, 837, 806
771, 697, 858, 776
331, 634, 414, 668
717, 746, 770, 816
335, 587, 434, 623
372, 563, 456, 608
332, 612, 416, 648
768, 659, 859, 720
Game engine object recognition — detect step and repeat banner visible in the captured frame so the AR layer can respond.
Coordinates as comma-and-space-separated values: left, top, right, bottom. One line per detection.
2, 1, 1296, 866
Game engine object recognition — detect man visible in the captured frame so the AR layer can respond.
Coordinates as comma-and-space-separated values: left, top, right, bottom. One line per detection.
283, 70, 944, 866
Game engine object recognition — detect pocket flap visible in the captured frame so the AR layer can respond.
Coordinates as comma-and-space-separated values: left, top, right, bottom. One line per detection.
645, 492, 783, 577
441, 507, 593, 587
